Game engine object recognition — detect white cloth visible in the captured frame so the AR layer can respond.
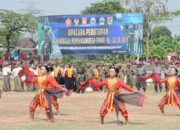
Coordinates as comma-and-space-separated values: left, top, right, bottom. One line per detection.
12, 67, 22, 77
2, 66, 11, 76
32, 68, 39, 76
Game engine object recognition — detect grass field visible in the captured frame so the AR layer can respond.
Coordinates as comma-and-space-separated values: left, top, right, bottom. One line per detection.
0, 83, 180, 130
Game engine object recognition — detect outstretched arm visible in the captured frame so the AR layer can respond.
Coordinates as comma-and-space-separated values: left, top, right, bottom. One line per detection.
47, 76, 64, 91
156, 77, 167, 84
79, 78, 107, 89
118, 80, 134, 92
26, 77, 38, 84
177, 78, 180, 85
92, 79, 107, 89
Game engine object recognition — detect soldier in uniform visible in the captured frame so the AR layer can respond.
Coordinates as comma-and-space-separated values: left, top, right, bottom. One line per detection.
163, 63, 169, 92
76, 64, 86, 93
153, 62, 162, 92
175, 62, 180, 92
85, 64, 92, 80
176, 62, 180, 77
64, 64, 76, 91
135, 62, 147, 92
125, 64, 134, 88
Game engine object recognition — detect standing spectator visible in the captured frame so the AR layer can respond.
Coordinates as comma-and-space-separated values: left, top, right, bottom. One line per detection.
176, 48, 180, 62
135, 63, 147, 92
2, 61, 11, 91
29, 53, 34, 65
12, 63, 23, 91
53, 63, 60, 78
76, 64, 86, 93
0, 56, 3, 71
11, 49, 19, 60
125, 64, 134, 88
163, 64, 169, 92
4, 50, 11, 60
176, 62, 180, 78
65, 64, 76, 91
153, 63, 162, 92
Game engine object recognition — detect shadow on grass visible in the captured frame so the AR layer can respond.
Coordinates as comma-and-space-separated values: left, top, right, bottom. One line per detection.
55, 113, 70, 116
128, 121, 146, 125
33, 118, 47, 122
104, 120, 123, 125
104, 120, 145, 126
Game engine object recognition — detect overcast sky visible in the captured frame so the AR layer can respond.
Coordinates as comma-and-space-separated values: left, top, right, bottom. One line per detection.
0, 0, 180, 35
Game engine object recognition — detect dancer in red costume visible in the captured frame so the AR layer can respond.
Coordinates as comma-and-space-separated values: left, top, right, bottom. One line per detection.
20, 65, 66, 122
80, 68, 145, 124
142, 67, 180, 114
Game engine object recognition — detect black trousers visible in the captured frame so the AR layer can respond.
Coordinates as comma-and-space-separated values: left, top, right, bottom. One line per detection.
65, 77, 75, 91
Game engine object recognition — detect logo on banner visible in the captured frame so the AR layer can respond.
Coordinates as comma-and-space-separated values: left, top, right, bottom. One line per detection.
74, 18, 79, 26
82, 17, 87, 25
99, 17, 105, 25
65, 18, 72, 27
90, 17, 96, 25
107, 17, 113, 25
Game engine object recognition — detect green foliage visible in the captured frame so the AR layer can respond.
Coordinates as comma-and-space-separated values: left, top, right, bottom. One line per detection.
62, 55, 76, 64
81, 0, 125, 14
0, 9, 37, 50
143, 35, 180, 59
151, 26, 172, 38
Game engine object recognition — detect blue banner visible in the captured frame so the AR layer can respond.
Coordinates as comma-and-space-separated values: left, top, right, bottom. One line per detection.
38, 13, 144, 55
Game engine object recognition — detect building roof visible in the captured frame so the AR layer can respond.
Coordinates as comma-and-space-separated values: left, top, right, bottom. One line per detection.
16, 38, 37, 49
0, 37, 37, 50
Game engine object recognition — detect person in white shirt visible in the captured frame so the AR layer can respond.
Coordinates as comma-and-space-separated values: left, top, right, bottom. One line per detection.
2, 61, 11, 91
12, 63, 22, 91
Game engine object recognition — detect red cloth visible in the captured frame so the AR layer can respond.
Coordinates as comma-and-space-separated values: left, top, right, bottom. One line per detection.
79, 78, 95, 89
141, 72, 160, 83
18, 67, 35, 83
42, 75, 63, 91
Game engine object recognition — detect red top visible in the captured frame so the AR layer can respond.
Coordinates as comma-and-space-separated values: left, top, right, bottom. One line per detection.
81, 77, 134, 92
29, 75, 63, 91
42, 75, 63, 91
158, 76, 180, 89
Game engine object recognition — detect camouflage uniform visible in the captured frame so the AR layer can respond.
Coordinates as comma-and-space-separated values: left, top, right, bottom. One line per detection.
76, 65, 86, 93
163, 64, 169, 92
153, 64, 162, 92
125, 64, 134, 88
135, 64, 147, 92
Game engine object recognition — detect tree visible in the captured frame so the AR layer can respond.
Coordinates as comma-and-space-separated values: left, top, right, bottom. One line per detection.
151, 26, 172, 38
81, 0, 125, 14
150, 26, 172, 45
139, 0, 180, 59
0, 10, 37, 51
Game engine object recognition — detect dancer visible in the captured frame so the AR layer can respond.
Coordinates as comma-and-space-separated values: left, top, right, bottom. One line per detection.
20, 65, 66, 122
79, 68, 145, 124
142, 67, 180, 114
43, 65, 72, 116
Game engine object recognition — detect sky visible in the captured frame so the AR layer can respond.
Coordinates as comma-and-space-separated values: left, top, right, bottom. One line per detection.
0, 0, 180, 35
